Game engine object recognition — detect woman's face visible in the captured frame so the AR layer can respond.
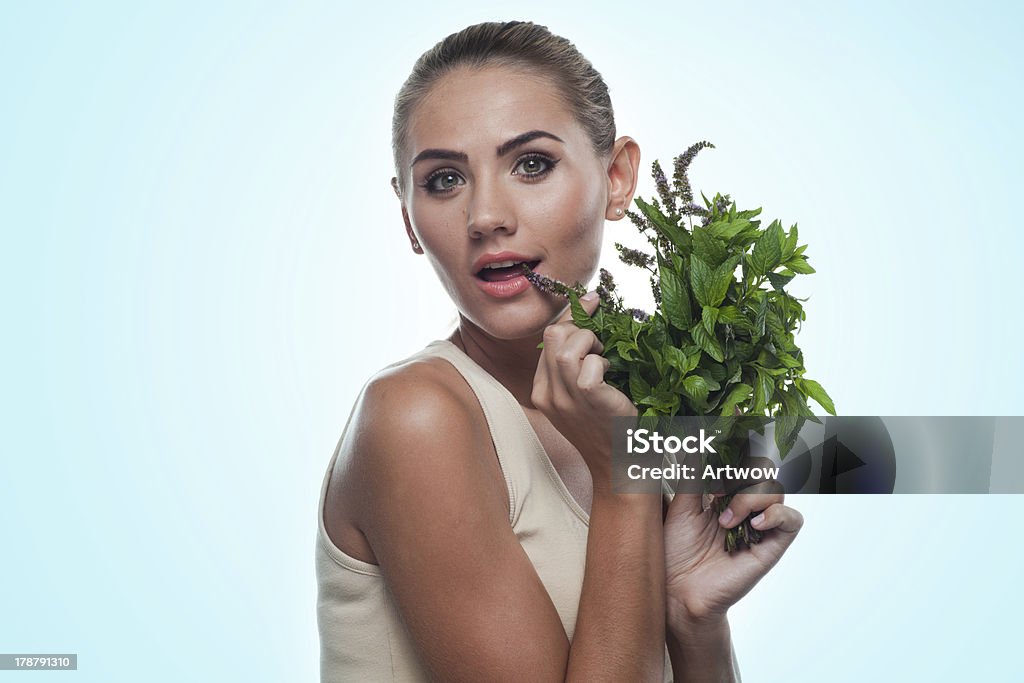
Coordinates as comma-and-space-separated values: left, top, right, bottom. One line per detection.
398, 65, 615, 340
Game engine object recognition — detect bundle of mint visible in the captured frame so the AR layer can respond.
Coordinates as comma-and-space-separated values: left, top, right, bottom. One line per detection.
524, 141, 835, 552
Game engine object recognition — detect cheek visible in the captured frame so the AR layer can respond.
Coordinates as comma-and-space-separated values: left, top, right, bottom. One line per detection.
549, 177, 605, 262
407, 198, 461, 252
571, 212, 604, 279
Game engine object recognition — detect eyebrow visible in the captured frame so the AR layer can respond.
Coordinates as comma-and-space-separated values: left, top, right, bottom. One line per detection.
409, 130, 565, 168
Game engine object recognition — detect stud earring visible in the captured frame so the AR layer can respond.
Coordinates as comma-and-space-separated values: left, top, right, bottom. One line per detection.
615, 207, 624, 216
412, 239, 421, 252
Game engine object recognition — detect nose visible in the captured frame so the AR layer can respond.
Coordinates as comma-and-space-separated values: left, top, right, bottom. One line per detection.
466, 177, 516, 240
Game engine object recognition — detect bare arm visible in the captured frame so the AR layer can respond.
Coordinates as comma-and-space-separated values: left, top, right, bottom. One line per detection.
667, 617, 740, 683
345, 367, 664, 682
569, 471, 664, 680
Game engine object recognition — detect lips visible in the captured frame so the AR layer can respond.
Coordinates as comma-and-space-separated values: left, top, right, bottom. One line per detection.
472, 251, 541, 281
476, 259, 542, 282
471, 251, 542, 299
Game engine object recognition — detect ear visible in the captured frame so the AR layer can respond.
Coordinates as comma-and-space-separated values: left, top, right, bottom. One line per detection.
402, 210, 423, 254
392, 177, 423, 254
604, 136, 641, 221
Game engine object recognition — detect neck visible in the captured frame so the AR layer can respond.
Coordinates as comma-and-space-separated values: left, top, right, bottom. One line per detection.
449, 317, 543, 409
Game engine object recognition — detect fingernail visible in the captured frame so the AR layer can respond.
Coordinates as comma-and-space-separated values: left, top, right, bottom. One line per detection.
718, 508, 734, 526
581, 291, 599, 302
751, 513, 765, 528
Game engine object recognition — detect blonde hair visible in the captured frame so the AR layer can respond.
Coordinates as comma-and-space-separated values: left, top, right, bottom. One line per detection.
391, 21, 616, 194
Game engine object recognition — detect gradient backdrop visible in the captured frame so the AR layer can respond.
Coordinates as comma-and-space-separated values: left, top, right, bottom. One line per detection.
2, 1, 1021, 680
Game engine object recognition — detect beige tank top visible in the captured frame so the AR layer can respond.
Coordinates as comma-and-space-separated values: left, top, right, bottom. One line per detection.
316, 339, 674, 681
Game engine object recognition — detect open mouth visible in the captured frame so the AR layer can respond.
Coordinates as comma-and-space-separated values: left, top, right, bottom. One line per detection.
475, 259, 541, 282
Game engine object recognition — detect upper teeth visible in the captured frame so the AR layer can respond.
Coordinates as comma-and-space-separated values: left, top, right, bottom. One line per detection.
483, 260, 521, 269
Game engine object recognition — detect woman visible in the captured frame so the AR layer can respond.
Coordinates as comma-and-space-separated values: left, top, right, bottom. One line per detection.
317, 20, 802, 682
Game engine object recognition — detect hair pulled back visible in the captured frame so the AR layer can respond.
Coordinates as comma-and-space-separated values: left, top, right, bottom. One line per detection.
391, 21, 616, 194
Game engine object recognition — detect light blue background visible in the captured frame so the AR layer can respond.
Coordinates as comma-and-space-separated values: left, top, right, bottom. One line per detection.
2, 1, 1021, 680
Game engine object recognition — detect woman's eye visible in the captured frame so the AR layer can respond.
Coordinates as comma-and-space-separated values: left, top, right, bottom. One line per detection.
513, 155, 556, 178
424, 170, 464, 194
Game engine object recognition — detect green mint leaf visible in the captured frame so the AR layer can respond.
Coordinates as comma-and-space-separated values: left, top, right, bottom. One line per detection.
754, 294, 769, 339
691, 320, 725, 363
768, 271, 795, 291
708, 217, 752, 241
615, 340, 638, 361
690, 255, 713, 308
785, 255, 816, 274
629, 367, 652, 402
663, 345, 689, 374
709, 254, 741, 307
635, 196, 690, 252
773, 346, 803, 369
780, 385, 820, 421
568, 291, 600, 332
718, 383, 752, 416
702, 306, 719, 334
750, 219, 784, 276
751, 367, 772, 413
774, 413, 804, 459
659, 255, 692, 327
795, 378, 836, 415
717, 305, 743, 324
695, 368, 721, 391
682, 374, 710, 405
692, 227, 727, 266
783, 223, 799, 260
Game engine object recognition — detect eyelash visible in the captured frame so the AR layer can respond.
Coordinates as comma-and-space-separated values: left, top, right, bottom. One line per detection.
419, 153, 560, 195
511, 153, 559, 180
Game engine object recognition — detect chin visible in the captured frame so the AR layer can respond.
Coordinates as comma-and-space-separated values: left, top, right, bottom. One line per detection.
460, 296, 565, 341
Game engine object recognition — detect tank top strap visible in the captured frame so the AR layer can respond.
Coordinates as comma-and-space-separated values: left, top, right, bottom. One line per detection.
411, 339, 575, 527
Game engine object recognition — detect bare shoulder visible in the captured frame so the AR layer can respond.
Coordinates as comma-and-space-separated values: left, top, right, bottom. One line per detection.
322, 354, 507, 564
360, 356, 482, 444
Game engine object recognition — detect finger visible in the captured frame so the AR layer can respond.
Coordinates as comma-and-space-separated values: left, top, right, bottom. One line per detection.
576, 354, 631, 413
576, 354, 610, 392
535, 328, 575, 407
718, 491, 785, 529
749, 503, 803, 534
538, 292, 601, 413
543, 289, 600, 387
553, 328, 604, 375
548, 328, 603, 407
743, 504, 803, 569
539, 324, 575, 410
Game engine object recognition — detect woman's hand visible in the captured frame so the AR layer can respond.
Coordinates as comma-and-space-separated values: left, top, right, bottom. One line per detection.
531, 292, 637, 485
663, 483, 803, 631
